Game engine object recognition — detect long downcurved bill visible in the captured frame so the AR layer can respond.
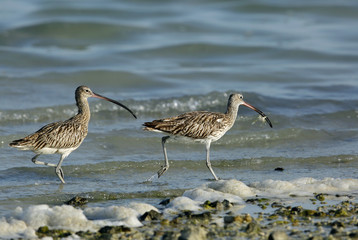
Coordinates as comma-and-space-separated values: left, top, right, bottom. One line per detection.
242, 102, 272, 128
93, 92, 137, 119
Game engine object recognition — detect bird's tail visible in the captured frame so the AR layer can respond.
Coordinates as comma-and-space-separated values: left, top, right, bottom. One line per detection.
9, 138, 33, 150
143, 120, 172, 134
143, 121, 163, 131
143, 121, 156, 129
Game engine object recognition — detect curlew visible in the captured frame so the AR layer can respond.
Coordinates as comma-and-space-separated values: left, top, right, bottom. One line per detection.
9, 86, 137, 183
143, 93, 272, 180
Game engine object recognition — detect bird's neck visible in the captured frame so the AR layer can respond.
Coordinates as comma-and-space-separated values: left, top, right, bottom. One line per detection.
76, 97, 91, 123
225, 102, 239, 122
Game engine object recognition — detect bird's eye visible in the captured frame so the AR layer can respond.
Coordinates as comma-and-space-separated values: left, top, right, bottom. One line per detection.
239, 95, 243, 99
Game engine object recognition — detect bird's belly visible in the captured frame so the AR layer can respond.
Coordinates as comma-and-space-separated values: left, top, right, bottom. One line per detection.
170, 127, 230, 144
34, 146, 79, 155
172, 135, 208, 144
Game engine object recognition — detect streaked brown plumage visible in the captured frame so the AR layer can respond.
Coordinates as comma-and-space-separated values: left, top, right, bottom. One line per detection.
144, 111, 232, 140
143, 93, 272, 180
11, 116, 89, 151
9, 86, 137, 183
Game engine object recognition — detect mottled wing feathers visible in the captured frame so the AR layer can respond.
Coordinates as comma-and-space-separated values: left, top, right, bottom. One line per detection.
143, 111, 229, 139
9, 120, 88, 150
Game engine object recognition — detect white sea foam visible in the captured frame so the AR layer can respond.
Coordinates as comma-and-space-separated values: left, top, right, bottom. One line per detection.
178, 179, 255, 205
166, 196, 202, 212
128, 202, 159, 216
206, 179, 256, 198
1, 177, 358, 239
163, 180, 249, 215
83, 206, 142, 228
1, 205, 92, 239
183, 187, 244, 203
250, 177, 358, 197
0, 217, 34, 239
21, 205, 90, 231
0, 203, 156, 239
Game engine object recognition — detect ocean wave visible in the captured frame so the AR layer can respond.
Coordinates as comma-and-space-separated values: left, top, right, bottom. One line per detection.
2, 91, 357, 125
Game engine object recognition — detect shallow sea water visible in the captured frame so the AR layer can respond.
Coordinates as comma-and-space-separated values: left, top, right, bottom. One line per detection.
0, 0, 358, 238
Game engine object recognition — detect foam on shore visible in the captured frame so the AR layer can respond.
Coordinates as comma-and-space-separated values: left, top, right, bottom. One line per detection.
2, 177, 358, 239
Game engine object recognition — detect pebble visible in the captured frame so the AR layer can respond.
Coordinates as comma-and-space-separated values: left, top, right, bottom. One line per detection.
35, 198, 358, 240
140, 209, 162, 221
245, 221, 261, 234
269, 231, 289, 240
159, 198, 171, 206
98, 225, 131, 234
274, 167, 284, 171
179, 226, 207, 240
65, 196, 88, 207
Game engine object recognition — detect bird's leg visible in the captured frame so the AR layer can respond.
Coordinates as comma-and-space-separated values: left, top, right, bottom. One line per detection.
31, 154, 57, 167
205, 141, 219, 181
32, 154, 65, 183
55, 155, 66, 184
158, 136, 170, 178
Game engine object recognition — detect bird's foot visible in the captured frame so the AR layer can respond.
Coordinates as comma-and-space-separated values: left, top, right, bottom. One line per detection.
55, 167, 65, 184
157, 165, 169, 178
212, 175, 219, 181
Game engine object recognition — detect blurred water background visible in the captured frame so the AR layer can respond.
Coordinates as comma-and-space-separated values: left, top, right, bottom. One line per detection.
0, 0, 358, 237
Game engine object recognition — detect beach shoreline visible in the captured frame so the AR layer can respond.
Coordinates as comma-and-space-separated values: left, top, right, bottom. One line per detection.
33, 193, 358, 239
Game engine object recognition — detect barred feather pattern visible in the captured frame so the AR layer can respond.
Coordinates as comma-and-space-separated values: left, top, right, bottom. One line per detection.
143, 93, 272, 181
9, 115, 89, 151
8, 85, 137, 183
8, 86, 96, 153
143, 111, 235, 141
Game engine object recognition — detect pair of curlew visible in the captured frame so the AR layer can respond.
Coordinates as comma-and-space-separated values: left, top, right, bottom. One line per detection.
9, 86, 272, 183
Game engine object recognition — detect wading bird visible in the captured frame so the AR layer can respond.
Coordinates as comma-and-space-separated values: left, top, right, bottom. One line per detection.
143, 93, 272, 180
9, 86, 137, 183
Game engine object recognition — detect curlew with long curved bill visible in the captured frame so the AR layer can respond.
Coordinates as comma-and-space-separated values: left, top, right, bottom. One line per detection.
9, 86, 137, 183
143, 93, 272, 181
